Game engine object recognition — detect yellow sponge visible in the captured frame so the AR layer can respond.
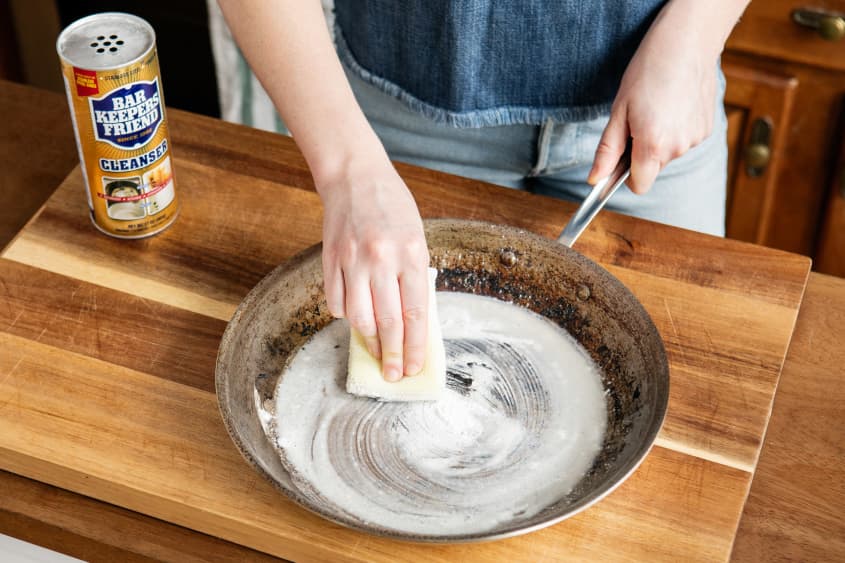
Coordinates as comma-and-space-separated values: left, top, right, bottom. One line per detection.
345, 268, 446, 401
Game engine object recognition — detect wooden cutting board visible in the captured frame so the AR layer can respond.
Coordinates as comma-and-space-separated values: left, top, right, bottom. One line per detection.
0, 121, 810, 561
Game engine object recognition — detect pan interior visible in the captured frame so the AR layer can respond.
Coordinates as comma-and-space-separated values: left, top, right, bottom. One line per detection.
216, 219, 669, 542
260, 292, 607, 536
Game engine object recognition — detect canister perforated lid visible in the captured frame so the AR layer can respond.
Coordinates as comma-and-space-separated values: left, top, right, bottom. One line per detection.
57, 12, 155, 70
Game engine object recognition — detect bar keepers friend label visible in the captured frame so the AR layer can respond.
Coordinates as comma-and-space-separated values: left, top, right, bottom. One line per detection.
58, 13, 179, 238
90, 79, 163, 149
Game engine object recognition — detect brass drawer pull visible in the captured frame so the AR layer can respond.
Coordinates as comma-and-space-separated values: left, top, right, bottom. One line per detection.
745, 117, 773, 177
792, 8, 845, 41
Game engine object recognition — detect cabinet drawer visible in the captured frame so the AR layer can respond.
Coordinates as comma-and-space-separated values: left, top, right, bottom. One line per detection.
723, 61, 798, 244
727, 0, 845, 72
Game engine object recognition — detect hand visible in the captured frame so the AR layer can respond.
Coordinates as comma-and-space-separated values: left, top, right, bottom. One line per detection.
319, 158, 430, 382
588, 6, 720, 194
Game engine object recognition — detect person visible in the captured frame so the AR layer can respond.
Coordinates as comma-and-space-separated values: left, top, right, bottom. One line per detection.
215, 0, 749, 383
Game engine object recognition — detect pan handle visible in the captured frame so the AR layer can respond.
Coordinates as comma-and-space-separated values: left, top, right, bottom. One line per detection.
557, 143, 632, 248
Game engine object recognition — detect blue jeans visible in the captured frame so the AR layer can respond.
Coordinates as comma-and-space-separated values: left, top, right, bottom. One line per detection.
346, 67, 728, 237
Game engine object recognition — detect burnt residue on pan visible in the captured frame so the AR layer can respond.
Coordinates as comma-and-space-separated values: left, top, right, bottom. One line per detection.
256, 284, 331, 407
216, 219, 669, 542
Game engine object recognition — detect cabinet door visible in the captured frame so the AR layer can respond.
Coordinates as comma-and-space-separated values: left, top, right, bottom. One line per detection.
723, 61, 797, 244
815, 133, 845, 275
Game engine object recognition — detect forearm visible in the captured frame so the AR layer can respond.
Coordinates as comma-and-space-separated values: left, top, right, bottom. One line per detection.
216, 0, 385, 192
654, 0, 750, 60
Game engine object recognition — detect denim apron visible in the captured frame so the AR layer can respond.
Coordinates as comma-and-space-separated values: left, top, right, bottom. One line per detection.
334, 0, 667, 127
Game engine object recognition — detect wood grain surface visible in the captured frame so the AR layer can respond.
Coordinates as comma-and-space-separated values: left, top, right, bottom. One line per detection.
0, 470, 282, 563
732, 274, 845, 562
0, 105, 812, 561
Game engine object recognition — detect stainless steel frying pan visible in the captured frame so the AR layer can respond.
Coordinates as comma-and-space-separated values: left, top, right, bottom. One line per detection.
215, 218, 669, 542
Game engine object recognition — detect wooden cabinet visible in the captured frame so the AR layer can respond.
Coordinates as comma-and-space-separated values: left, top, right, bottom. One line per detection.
723, 63, 797, 243
723, 0, 845, 275
816, 135, 845, 272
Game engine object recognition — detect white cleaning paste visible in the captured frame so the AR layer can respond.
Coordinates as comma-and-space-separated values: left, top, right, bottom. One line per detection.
263, 292, 607, 536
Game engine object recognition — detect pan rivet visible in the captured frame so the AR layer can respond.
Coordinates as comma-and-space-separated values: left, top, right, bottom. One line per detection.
577, 284, 591, 301
499, 249, 517, 267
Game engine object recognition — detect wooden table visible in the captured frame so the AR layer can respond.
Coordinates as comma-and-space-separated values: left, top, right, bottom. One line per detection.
0, 80, 843, 562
